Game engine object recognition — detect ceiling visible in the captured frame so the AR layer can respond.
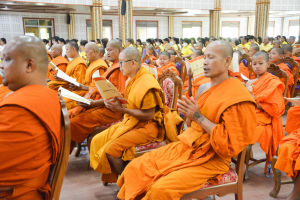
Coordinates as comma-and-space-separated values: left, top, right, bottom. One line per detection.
0, 1, 300, 18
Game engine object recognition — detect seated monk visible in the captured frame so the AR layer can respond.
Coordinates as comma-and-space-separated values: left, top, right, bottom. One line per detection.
47, 41, 87, 91
0, 36, 61, 199
273, 40, 281, 48
249, 44, 259, 57
246, 51, 285, 173
283, 44, 300, 81
65, 42, 108, 110
99, 47, 105, 60
233, 50, 255, 82
145, 45, 157, 61
269, 47, 294, 98
117, 41, 257, 200
157, 51, 179, 78
194, 42, 204, 53
89, 47, 165, 184
47, 44, 68, 81
167, 49, 176, 63
69, 39, 127, 151
285, 105, 300, 134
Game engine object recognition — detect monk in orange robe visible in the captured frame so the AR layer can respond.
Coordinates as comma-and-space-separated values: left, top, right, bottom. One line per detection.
157, 51, 179, 78
286, 106, 300, 134
246, 51, 285, 173
47, 44, 68, 81
0, 36, 61, 200
65, 42, 108, 110
47, 41, 87, 91
69, 40, 127, 149
90, 47, 166, 184
269, 47, 294, 98
117, 41, 257, 200
145, 45, 157, 61
232, 50, 255, 82
283, 44, 300, 81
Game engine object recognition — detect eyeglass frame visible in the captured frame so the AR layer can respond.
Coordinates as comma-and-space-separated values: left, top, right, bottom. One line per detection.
118, 59, 137, 66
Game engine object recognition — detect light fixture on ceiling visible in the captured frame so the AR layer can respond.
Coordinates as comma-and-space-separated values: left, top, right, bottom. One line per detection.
103, 6, 110, 10
5, 1, 14, 4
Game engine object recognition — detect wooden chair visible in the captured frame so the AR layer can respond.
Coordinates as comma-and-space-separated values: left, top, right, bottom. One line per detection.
280, 57, 299, 99
176, 50, 183, 58
48, 93, 71, 199
243, 64, 289, 180
174, 57, 187, 83
241, 54, 253, 79
142, 54, 154, 65
181, 149, 247, 200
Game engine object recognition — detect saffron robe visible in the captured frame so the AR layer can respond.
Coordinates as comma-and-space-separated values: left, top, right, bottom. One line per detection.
47, 57, 87, 91
90, 67, 165, 183
117, 78, 257, 200
251, 72, 285, 172
278, 62, 294, 99
64, 59, 108, 110
47, 56, 69, 81
0, 85, 61, 200
184, 75, 211, 100
275, 128, 300, 179
292, 56, 300, 80
150, 54, 157, 61
0, 85, 11, 101
69, 60, 127, 143
47, 50, 52, 62
286, 106, 300, 134
157, 63, 179, 78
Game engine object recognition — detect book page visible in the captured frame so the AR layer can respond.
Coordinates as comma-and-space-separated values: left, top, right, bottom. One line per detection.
58, 87, 91, 105
186, 57, 204, 79
142, 64, 158, 79
56, 69, 80, 86
49, 62, 58, 74
229, 52, 240, 73
284, 97, 300, 106
241, 73, 250, 81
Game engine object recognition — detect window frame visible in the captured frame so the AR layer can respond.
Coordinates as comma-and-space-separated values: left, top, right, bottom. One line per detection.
86, 19, 113, 41
268, 21, 275, 37
288, 19, 300, 37
182, 21, 202, 38
22, 17, 55, 39
221, 21, 240, 38
135, 20, 159, 41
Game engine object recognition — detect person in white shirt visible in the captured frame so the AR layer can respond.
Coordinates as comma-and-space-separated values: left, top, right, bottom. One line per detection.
58, 38, 67, 57
0, 38, 6, 54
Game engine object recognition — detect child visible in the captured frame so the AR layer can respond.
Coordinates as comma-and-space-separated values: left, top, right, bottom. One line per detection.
157, 51, 179, 78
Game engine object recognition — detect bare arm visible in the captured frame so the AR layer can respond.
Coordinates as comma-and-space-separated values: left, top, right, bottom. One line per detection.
69, 83, 89, 91
76, 99, 105, 108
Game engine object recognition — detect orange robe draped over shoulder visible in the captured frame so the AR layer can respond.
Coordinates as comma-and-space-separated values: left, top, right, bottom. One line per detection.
278, 62, 294, 98
275, 128, 300, 179
291, 56, 300, 81
64, 59, 108, 110
0, 85, 61, 200
90, 67, 165, 183
184, 75, 211, 100
69, 60, 127, 144
0, 85, 12, 101
47, 55, 69, 81
252, 72, 285, 172
117, 78, 257, 200
286, 106, 300, 134
47, 57, 87, 91
157, 62, 179, 78
150, 54, 157, 61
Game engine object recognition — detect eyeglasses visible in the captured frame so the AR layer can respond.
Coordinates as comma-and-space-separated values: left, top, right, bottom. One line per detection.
118, 59, 137, 66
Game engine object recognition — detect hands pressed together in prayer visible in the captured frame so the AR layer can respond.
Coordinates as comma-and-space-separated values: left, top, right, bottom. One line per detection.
177, 96, 205, 124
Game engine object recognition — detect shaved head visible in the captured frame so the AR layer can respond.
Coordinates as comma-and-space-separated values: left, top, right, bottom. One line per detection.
194, 50, 203, 56
160, 51, 171, 59
52, 44, 62, 52
253, 51, 269, 62
85, 42, 99, 53
120, 47, 141, 66
250, 44, 259, 52
146, 45, 155, 51
272, 47, 284, 55
99, 47, 105, 55
282, 44, 293, 51
108, 39, 122, 50
67, 41, 79, 52
208, 40, 233, 59
168, 50, 176, 55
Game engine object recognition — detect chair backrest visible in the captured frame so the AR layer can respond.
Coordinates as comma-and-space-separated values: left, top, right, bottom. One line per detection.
242, 54, 253, 79
234, 148, 247, 191
155, 46, 161, 56
267, 63, 289, 97
158, 68, 183, 110
48, 93, 71, 199
280, 57, 300, 98
142, 54, 153, 65
175, 57, 187, 82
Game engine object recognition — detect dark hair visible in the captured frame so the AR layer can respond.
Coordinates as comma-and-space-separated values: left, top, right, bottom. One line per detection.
190, 37, 196, 43
58, 38, 66, 44
0, 38, 6, 44
183, 38, 190, 44
158, 39, 163, 44
101, 38, 108, 48
90, 40, 95, 42
80, 40, 88, 46
42, 39, 49, 44
66, 39, 70, 43
197, 37, 201, 41
282, 36, 287, 42
234, 40, 240, 46
52, 36, 59, 43
67, 41, 79, 52
136, 39, 142, 45
173, 38, 179, 45
164, 38, 170, 43
96, 39, 100, 43
146, 38, 152, 43
160, 51, 170, 59
257, 37, 262, 44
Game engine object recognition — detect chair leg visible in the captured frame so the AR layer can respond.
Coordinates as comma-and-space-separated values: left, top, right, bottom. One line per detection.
75, 143, 81, 157
235, 192, 243, 200
243, 145, 252, 180
103, 181, 108, 186
269, 156, 281, 198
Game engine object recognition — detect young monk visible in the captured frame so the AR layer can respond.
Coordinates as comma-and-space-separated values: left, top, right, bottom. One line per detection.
157, 51, 179, 77
47, 41, 87, 91
269, 47, 294, 98
145, 45, 157, 61
89, 47, 166, 185
246, 51, 285, 173
0, 36, 61, 199
249, 44, 259, 57
167, 49, 176, 63
47, 44, 69, 81
232, 51, 254, 82
273, 40, 281, 48
117, 41, 258, 200
283, 44, 300, 81
68, 40, 127, 151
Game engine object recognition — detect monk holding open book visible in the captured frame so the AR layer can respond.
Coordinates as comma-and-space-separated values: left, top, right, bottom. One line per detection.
0, 36, 61, 199
116, 41, 257, 200
246, 51, 285, 173
69, 40, 127, 151
47, 44, 68, 81
90, 46, 166, 184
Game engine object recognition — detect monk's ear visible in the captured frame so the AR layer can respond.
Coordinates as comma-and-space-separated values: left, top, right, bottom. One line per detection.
224, 56, 232, 67
26, 58, 36, 73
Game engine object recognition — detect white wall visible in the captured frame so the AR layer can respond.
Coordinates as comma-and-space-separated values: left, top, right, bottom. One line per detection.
283, 16, 300, 37
220, 17, 248, 37
269, 18, 283, 37
174, 17, 209, 38
270, 0, 300, 11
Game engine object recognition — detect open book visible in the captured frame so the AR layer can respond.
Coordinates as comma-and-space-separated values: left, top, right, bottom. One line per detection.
142, 64, 158, 79
241, 73, 250, 81
49, 62, 80, 86
58, 87, 91, 105
284, 97, 300, 106
185, 56, 204, 80
92, 71, 129, 104
229, 52, 240, 73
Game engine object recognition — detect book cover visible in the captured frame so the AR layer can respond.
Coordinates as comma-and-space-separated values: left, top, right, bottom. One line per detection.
185, 56, 204, 80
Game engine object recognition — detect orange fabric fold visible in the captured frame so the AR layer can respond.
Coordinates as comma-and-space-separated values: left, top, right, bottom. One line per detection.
47, 56, 69, 81
0, 85, 12, 101
157, 62, 179, 78
278, 63, 294, 99
184, 75, 211, 100
286, 106, 300, 134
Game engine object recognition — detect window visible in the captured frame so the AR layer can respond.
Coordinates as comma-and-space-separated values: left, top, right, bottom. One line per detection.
289, 20, 300, 37
268, 21, 275, 37
136, 21, 158, 42
86, 20, 113, 41
182, 21, 202, 38
221, 21, 240, 38
23, 18, 54, 40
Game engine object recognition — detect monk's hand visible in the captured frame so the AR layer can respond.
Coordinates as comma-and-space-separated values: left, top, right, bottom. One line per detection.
104, 97, 124, 112
53, 75, 66, 82
76, 99, 96, 108
69, 83, 81, 91
177, 96, 204, 124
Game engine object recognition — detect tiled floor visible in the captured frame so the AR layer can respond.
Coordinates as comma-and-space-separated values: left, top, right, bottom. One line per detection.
60, 114, 293, 200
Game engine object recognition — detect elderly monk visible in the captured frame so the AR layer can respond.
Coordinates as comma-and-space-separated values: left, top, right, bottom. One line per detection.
69, 40, 127, 151
47, 44, 69, 81
145, 45, 157, 61
89, 47, 165, 184
157, 51, 179, 78
47, 41, 87, 91
117, 41, 257, 200
269, 47, 294, 98
65, 42, 108, 110
246, 51, 285, 173
0, 36, 61, 200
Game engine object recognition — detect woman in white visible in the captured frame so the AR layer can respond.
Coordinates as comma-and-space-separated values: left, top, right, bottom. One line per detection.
0, 38, 6, 53
58, 38, 67, 57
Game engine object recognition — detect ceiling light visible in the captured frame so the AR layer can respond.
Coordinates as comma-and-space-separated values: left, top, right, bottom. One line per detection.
103, 6, 110, 10
5, 2, 14, 4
